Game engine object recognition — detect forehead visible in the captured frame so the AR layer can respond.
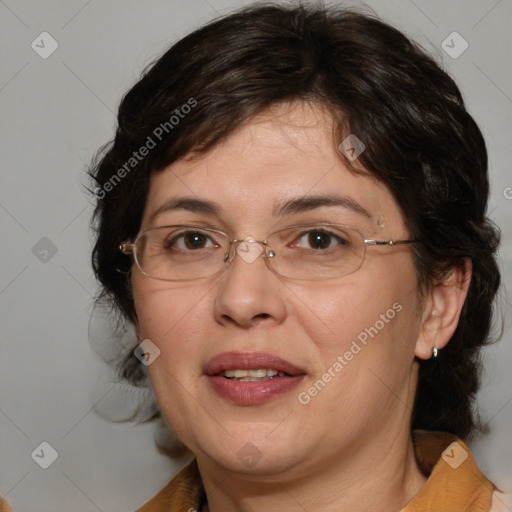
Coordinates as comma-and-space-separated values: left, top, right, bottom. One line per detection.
142, 102, 405, 234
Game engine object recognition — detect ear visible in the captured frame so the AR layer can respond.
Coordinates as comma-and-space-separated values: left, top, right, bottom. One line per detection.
414, 260, 472, 360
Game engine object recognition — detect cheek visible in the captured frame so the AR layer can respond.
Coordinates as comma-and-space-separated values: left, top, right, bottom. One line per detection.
132, 280, 212, 419
293, 279, 421, 419
290, 259, 421, 364
291, 281, 397, 345
132, 277, 211, 352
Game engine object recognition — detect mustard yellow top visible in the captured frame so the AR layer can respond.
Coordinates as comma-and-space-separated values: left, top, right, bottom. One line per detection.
0, 430, 496, 512
134, 430, 495, 512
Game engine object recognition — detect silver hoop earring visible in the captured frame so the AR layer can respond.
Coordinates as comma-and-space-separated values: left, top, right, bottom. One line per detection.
432, 346, 439, 358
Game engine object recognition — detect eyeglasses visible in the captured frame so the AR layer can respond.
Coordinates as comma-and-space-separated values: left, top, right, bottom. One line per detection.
119, 224, 416, 282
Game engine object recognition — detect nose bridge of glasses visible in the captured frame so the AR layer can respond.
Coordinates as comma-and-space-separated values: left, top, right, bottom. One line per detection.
225, 237, 271, 264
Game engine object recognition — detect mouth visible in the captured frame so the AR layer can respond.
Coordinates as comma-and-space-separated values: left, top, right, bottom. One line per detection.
220, 368, 290, 381
204, 352, 306, 405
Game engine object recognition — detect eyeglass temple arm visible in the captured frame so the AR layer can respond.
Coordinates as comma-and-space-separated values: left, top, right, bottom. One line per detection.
364, 239, 416, 246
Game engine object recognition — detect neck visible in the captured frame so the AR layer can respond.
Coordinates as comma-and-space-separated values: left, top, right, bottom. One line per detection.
198, 428, 427, 512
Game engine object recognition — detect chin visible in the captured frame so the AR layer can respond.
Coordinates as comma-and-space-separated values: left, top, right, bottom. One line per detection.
211, 448, 302, 477
193, 429, 307, 476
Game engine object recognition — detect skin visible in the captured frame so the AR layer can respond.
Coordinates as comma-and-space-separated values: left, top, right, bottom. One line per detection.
132, 101, 470, 511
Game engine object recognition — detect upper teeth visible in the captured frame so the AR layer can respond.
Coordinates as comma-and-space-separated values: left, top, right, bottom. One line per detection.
223, 369, 281, 378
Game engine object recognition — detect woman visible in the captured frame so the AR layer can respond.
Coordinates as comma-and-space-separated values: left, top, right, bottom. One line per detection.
89, 3, 504, 511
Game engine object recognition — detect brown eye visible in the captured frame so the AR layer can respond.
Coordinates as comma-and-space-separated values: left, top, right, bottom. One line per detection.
165, 231, 215, 251
294, 230, 347, 250
183, 232, 209, 249
307, 231, 332, 249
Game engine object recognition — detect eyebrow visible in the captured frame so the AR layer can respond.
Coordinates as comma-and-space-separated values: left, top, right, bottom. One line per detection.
149, 197, 222, 224
273, 194, 371, 219
149, 194, 371, 224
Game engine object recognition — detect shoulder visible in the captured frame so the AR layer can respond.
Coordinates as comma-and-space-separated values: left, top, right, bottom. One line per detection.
403, 430, 496, 512
135, 459, 204, 512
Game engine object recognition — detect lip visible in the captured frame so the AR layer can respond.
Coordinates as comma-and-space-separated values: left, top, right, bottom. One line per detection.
204, 351, 305, 376
204, 351, 306, 405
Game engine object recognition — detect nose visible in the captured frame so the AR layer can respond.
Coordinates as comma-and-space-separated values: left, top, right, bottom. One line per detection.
213, 239, 287, 329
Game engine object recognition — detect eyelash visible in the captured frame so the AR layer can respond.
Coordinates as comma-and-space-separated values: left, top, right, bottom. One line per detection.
163, 228, 349, 252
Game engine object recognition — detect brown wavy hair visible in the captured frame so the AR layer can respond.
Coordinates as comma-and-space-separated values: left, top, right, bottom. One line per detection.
89, 3, 501, 442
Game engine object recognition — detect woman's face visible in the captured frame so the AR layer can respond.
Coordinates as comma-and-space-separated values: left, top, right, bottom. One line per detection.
132, 102, 425, 477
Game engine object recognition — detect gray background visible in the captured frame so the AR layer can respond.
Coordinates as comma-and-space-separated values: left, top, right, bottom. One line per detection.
1, 0, 511, 510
